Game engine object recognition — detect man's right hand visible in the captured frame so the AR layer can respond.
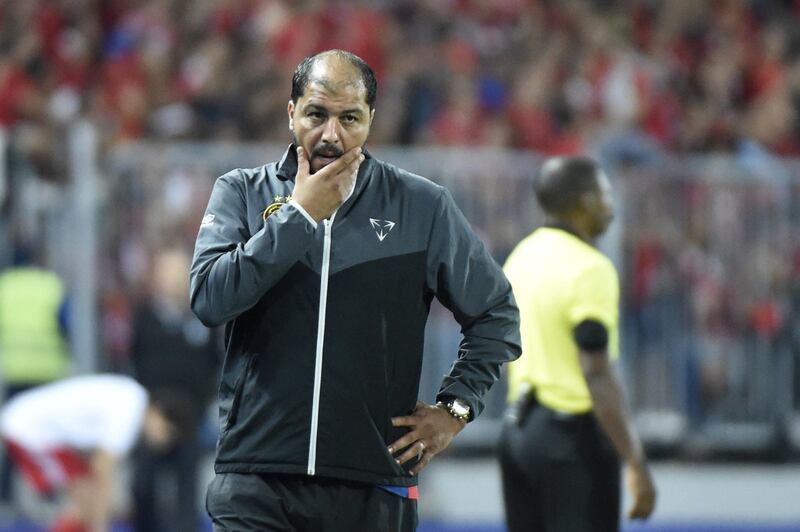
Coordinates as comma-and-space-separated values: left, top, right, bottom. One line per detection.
292, 146, 364, 222
625, 461, 656, 520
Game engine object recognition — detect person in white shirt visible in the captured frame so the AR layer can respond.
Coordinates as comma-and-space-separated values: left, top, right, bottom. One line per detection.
0, 374, 180, 532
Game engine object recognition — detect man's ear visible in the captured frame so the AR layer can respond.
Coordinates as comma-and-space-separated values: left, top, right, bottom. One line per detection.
370, 109, 375, 125
287, 100, 295, 130
579, 189, 597, 212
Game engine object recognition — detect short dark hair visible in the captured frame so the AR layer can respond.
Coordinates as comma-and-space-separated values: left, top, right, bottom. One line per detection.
291, 49, 377, 109
534, 156, 601, 215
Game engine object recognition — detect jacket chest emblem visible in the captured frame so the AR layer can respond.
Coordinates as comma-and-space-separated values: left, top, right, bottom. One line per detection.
369, 218, 396, 242
262, 195, 292, 222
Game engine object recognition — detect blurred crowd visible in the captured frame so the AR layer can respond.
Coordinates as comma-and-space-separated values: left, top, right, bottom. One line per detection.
1, 0, 800, 171
1, 1, 799, 528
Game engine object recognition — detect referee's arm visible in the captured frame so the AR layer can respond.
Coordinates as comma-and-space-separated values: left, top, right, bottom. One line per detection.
576, 319, 657, 521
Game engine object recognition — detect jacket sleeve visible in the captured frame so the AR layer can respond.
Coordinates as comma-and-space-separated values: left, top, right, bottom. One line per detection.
190, 171, 317, 327
427, 187, 522, 419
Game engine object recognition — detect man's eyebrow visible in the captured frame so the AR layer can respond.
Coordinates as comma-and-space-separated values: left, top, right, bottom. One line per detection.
303, 103, 328, 113
302, 103, 364, 116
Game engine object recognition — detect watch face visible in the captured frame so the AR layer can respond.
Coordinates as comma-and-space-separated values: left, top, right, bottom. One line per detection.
451, 399, 470, 417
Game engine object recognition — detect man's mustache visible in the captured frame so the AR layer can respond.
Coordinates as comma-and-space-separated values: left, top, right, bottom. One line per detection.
312, 145, 344, 158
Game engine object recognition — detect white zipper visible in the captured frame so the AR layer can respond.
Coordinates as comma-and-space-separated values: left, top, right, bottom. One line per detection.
308, 213, 335, 475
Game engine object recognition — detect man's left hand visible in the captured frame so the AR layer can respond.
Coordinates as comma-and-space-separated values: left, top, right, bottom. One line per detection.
388, 400, 466, 475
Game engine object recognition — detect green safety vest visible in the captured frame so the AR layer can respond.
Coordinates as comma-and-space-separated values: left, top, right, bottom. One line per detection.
0, 267, 70, 384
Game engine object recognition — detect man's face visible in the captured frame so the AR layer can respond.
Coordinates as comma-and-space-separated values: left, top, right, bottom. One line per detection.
287, 60, 374, 173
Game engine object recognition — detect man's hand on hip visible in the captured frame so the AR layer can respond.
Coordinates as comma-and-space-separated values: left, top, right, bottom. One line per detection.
388, 400, 466, 475
292, 146, 363, 222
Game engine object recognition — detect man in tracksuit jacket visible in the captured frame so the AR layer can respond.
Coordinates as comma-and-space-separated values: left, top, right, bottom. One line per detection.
191, 49, 521, 532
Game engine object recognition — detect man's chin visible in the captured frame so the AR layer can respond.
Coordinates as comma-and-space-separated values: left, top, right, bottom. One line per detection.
312, 155, 339, 172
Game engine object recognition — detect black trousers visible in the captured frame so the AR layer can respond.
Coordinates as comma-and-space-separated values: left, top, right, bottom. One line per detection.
132, 436, 201, 532
206, 473, 418, 532
498, 396, 621, 532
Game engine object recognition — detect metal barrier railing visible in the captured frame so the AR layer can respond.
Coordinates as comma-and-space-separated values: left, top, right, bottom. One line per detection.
617, 162, 800, 453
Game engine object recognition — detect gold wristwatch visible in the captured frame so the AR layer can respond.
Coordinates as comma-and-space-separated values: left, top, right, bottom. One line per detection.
437, 397, 471, 423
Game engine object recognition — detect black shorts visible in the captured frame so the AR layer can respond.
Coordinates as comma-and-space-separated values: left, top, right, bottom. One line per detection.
498, 395, 621, 532
206, 472, 418, 532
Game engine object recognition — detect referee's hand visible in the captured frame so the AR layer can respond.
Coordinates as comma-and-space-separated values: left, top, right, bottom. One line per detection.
388, 400, 466, 475
625, 462, 657, 520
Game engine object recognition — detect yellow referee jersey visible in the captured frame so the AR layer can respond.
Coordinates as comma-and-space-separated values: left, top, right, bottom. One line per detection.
503, 226, 619, 414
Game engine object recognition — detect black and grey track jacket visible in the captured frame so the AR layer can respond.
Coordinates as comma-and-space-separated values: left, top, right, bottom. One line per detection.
190, 145, 521, 487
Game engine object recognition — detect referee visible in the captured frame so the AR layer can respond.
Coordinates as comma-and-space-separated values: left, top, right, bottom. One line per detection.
499, 156, 656, 532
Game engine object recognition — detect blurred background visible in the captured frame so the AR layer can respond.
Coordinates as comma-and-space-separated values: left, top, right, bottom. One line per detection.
1, 0, 800, 530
